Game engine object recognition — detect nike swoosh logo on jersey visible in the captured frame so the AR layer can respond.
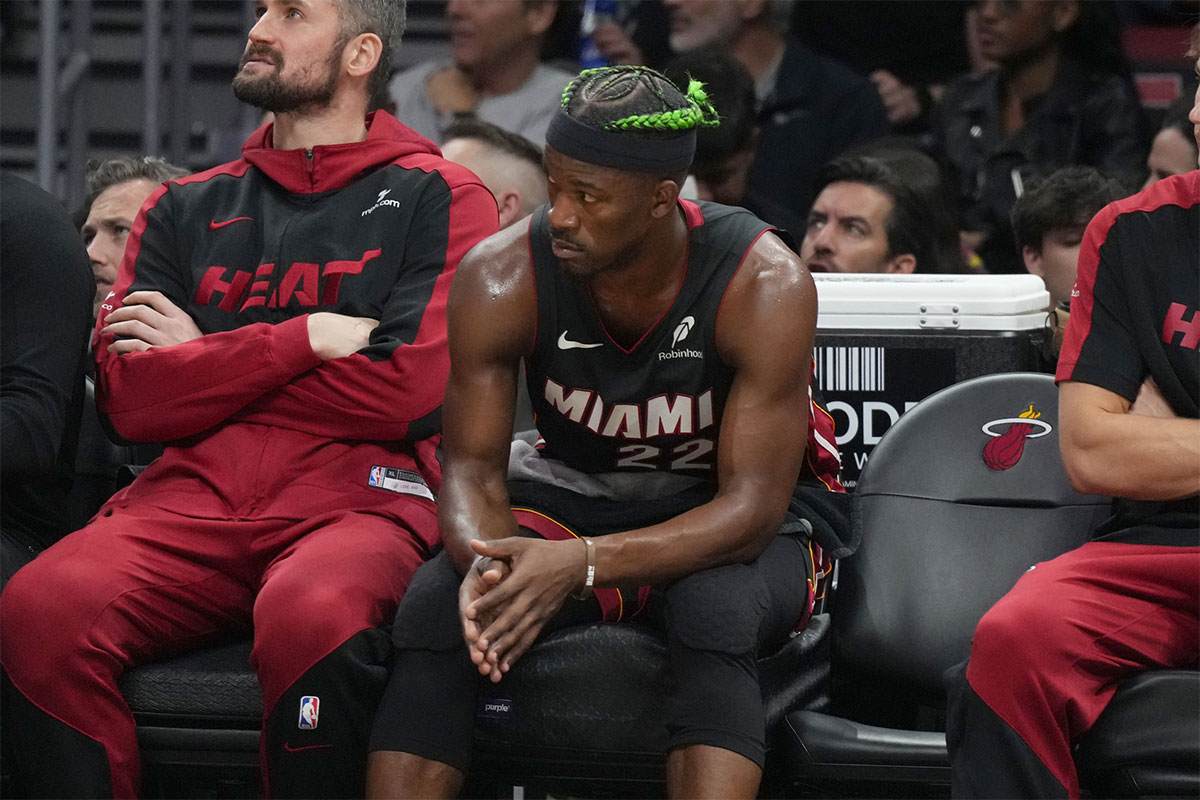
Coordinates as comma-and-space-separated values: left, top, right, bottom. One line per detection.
557, 331, 603, 350
283, 742, 333, 753
209, 216, 253, 229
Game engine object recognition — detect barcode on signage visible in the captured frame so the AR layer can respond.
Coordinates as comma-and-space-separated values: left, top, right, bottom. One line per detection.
815, 346, 885, 392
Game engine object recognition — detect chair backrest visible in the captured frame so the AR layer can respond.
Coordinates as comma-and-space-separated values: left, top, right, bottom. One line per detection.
833, 372, 1111, 694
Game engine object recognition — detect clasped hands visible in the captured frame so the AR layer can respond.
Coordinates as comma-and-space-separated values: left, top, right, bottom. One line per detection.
458, 536, 588, 683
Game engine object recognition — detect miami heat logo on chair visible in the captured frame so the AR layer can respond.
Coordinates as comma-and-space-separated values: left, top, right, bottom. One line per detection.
981, 404, 1053, 471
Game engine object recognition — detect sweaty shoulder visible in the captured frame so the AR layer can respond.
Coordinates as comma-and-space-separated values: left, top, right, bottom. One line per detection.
732, 230, 814, 300
717, 230, 817, 360
454, 218, 535, 300
450, 218, 536, 356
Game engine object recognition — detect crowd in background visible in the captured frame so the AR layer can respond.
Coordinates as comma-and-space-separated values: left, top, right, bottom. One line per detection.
388, 0, 1194, 279
0, 2, 1197, 797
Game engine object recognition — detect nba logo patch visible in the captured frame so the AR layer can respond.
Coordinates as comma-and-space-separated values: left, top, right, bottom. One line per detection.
298, 696, 319, 730
369, 466, 386, 488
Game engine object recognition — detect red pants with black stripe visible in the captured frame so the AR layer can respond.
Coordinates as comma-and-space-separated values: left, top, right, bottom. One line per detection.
946, 542, 1200, 798
0, 428, 438, 798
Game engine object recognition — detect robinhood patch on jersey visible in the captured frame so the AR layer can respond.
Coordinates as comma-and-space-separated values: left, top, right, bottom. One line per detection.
368, 466, 434, 501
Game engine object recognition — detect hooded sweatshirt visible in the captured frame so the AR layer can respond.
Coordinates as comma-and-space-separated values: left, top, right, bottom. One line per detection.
92, 112, 499, 535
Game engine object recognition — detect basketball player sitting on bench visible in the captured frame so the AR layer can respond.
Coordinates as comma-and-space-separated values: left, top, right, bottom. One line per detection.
365, 65, 850, 799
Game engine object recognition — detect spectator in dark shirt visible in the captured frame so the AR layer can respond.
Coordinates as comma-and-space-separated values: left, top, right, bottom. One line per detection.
927, 0, 1149, 274
70, 157, 187, 531
663, 47, 803, 236
0, 175, 93, 585
789, 0, 972, 134
663, 0, 889, 224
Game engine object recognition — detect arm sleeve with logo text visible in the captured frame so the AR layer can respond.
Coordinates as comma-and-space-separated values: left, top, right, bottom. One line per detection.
233, 179, 499, 441
94, 184, 324, 443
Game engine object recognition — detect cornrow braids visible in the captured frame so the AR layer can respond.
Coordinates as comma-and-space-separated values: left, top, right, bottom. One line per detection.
561, 66, 719, 138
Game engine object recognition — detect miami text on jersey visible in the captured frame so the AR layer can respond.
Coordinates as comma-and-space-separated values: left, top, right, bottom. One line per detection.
544, 377, 716, 439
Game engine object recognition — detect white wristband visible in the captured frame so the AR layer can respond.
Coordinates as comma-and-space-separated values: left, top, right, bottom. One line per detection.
572, 536, 595, 599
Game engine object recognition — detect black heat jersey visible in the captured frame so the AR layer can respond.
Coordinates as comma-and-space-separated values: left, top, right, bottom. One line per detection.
1057, 169, 1199, 544
525, 199, 778, 480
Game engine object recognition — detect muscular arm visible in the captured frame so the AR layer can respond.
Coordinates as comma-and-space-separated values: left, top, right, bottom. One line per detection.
1059, 380, 1200, 500
438, 223, 536, 575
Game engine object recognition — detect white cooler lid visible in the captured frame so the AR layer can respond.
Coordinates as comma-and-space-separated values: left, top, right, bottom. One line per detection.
814, 273, 1051, 331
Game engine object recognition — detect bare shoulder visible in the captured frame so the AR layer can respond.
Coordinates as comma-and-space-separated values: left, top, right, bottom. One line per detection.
742, 230, 814, 290
450, 220, 536, 355
451, 220, 532, 302
719, 230, 817, 340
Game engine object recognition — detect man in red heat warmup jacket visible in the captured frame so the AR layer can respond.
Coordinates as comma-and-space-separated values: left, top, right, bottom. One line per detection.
0, 0, 497, 796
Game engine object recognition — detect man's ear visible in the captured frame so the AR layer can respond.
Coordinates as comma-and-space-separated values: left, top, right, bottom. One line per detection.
345, 32, 383, 80
524, 0, 558, 37
496, 190, 523, 230
1022, 244, 1045, 277
885, 253, 917, 274
651, 178, 682, 219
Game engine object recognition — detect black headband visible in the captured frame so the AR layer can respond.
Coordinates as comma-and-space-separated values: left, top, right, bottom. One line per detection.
545, 109, 697, 174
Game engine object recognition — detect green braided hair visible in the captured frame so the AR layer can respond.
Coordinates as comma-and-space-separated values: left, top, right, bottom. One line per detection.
560, 65, 720, 138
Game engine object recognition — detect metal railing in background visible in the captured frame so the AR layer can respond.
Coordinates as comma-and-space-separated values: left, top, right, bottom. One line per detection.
35, 0, 62, 195
35, 0, 254, 208
63, 0, 93, 212
36, 0, 91, 208
142, 0, 161, 159
169, 0, 190, 165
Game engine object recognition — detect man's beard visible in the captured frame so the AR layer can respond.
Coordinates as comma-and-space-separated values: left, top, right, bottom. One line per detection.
232, 43, 341, 114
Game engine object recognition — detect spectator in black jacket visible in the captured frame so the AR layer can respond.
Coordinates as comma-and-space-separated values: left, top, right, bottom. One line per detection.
926, 0, 1149, 275
663, 47, 804, 237
663, 0, 889, 225
0, 175, 93, 585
